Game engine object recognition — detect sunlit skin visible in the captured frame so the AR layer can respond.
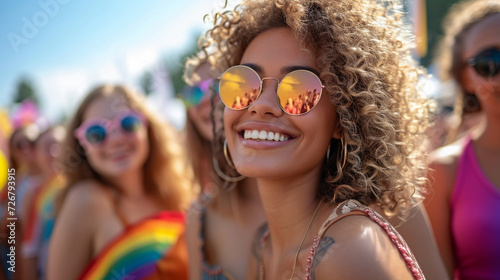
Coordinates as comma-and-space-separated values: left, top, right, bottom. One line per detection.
426, 13, 500, 277
224, 27, 414, 280
48, 93, 164, 280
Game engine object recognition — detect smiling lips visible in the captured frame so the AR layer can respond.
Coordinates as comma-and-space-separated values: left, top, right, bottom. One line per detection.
243, 130, 290, 142
104, 145, 133, 160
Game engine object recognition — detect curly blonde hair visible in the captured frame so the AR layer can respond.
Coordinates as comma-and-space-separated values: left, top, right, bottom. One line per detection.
434, 0, 500, 142
58, 85, 193, 212
188, 0, 430, 216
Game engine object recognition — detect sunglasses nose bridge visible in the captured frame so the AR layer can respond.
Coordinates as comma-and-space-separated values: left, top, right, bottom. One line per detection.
261, 77, 280, 83
260, 76, 280, 96
248, 76, 283, 116
104, 121, 122, 140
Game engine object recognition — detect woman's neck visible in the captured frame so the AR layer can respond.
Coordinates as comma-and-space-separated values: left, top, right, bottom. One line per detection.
256, 170, 324, 255
475, 113, 500, 150
107, 168, 146, 198
238, 177, 260, 203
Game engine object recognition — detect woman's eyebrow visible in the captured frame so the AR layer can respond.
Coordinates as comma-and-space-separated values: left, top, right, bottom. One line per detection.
240, 63, 320, 77
281, 65, 320, 76
241, 63, 262, 73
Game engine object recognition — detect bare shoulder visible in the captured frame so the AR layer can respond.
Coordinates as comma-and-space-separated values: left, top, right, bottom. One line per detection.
61, 179, 115, 219
312, 215, 414, 280
426, 137, 468, 201
48, 180, 114, 280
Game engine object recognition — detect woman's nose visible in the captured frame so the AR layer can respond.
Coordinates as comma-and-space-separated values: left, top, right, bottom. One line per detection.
248, 79, 283, 117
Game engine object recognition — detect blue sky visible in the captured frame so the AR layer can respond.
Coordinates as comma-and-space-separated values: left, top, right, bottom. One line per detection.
1, 0, 442, 127
0, 0, 231, 124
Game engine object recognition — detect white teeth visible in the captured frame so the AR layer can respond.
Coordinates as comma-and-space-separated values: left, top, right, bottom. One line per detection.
243, 130, 290, 142
251, 130, 260, 139
267, 132, 274, 140
259, 131, 268, 140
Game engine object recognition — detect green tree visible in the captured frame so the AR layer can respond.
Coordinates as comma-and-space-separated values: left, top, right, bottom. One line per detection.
13, 77, 39, 105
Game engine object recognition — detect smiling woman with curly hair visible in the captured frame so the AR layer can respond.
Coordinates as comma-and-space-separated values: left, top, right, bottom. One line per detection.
187, 0, 436, 279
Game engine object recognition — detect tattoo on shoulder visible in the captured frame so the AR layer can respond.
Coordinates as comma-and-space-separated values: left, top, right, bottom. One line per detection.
310, 236, 335, 280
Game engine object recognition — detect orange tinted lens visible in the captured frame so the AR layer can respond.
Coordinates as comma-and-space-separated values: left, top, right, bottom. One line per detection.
278, 70, 322, 115
219, 66, 261, 110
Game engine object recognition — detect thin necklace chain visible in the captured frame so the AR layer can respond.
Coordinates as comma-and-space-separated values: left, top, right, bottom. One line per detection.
259, 201, 322, 280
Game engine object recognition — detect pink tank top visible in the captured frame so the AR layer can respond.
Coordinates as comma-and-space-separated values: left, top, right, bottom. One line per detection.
451, 135, 500, 279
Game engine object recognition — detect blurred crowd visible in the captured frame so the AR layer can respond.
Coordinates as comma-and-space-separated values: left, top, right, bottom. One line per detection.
0, 0, 499, 280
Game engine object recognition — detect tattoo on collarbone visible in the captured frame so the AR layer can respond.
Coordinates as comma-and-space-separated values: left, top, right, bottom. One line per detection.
310, 236, 335, 280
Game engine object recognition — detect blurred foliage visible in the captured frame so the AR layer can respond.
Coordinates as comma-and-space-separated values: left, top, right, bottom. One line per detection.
13, 77, 39, 105
139, 71, 154, 96
166, 38, 199, 95
168, 44, 198, 93
420, 0, 461, 67
138, 31, 201, 97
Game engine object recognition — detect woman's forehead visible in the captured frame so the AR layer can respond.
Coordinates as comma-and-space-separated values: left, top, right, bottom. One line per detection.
83, 94, 132, 121
462, 13, 500, 58
240, 28, 316, 76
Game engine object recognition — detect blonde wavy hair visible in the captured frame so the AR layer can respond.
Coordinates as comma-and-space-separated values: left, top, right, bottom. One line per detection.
434, 0, 500, 142
187, 0, 430, 216
58, 85, 193, 212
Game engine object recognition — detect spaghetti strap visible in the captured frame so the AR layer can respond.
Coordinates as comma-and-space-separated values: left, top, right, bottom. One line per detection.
316, 210, 368, 241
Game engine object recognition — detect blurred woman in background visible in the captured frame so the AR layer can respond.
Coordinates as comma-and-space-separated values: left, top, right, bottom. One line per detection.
21, 126, 66, 280
426, 0, 500, 278
48, 85, 192, 280
0, 124, 41, 280
181, 61, 266, 280
8, 125, 41, 220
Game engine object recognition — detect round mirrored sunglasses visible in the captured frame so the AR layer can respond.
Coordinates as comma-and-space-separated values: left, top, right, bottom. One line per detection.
218, 65, 324, 115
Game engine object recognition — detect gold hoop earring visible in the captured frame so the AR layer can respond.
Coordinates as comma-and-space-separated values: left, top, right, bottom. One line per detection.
325, 142, 331, 163
224, 139, 237, 169
339, 135, 347, 170
212, 156, 245, 182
